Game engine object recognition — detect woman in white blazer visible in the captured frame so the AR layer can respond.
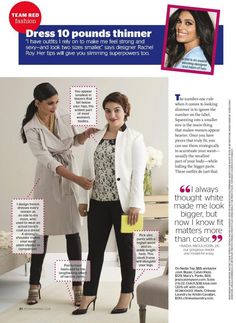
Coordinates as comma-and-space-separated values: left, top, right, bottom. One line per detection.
72, 92, 146, 315
21, 83, 95, 306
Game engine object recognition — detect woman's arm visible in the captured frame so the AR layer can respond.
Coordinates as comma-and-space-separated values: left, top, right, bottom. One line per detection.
128, 133, 147, 224
129, 134, 146, 204
25, 128, 93, 190
74, 128, 99, 145
56, 166, 93, 190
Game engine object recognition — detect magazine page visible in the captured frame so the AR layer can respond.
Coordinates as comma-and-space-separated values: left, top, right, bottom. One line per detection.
0, 1, 234, 323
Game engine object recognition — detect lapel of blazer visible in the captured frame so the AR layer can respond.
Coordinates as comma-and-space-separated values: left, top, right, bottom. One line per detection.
55, 110, 74, 142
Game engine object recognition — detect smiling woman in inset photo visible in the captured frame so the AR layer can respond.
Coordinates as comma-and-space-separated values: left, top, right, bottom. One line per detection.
165, 9, 214, 72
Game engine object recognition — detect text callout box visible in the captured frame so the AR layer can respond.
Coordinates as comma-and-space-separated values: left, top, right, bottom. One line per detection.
12, 199, 44, 254
70, 86, 97, 126
133, 231, 160, 270
54, 260, 90, 282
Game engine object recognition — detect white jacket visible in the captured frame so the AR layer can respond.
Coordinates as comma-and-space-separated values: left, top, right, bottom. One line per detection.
79, 125, 146, 213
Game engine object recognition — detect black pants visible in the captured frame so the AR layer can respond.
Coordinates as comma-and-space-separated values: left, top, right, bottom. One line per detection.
29, 233, 82, 286
83, 199, 135, 296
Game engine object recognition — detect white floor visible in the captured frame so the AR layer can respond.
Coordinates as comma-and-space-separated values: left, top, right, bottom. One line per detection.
0, 253, 165, 313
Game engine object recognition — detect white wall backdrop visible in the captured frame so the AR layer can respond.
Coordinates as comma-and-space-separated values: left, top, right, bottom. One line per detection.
0, 77, 168, 252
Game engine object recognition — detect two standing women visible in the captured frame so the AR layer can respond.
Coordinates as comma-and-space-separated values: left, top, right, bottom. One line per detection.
21, 83, 95, 306
22, 85, 146, 315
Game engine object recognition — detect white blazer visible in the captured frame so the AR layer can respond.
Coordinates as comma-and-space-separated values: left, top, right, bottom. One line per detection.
79, 125, 146, 213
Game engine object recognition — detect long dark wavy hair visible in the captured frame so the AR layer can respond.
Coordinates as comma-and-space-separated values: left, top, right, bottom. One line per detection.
166, 9, 214, 67
21, 83, 58, 143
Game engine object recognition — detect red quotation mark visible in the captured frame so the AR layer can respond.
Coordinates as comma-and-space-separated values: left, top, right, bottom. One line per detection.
180, 185, 191, 193
212, 235, 223, 242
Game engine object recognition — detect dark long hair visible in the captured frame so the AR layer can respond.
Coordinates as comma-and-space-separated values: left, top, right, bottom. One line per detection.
21, 83, 58, 143
166, 9, 214, 67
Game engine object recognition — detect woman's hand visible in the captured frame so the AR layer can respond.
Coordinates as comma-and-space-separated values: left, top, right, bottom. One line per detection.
128, 207, 140, 225
79, 204, 88, 217
75, 176, 93, 190
76, 128, 99, 144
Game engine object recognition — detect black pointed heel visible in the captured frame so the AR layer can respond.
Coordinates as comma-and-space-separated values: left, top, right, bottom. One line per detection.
72, 296, 96, 315
111, 292, 134, 314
